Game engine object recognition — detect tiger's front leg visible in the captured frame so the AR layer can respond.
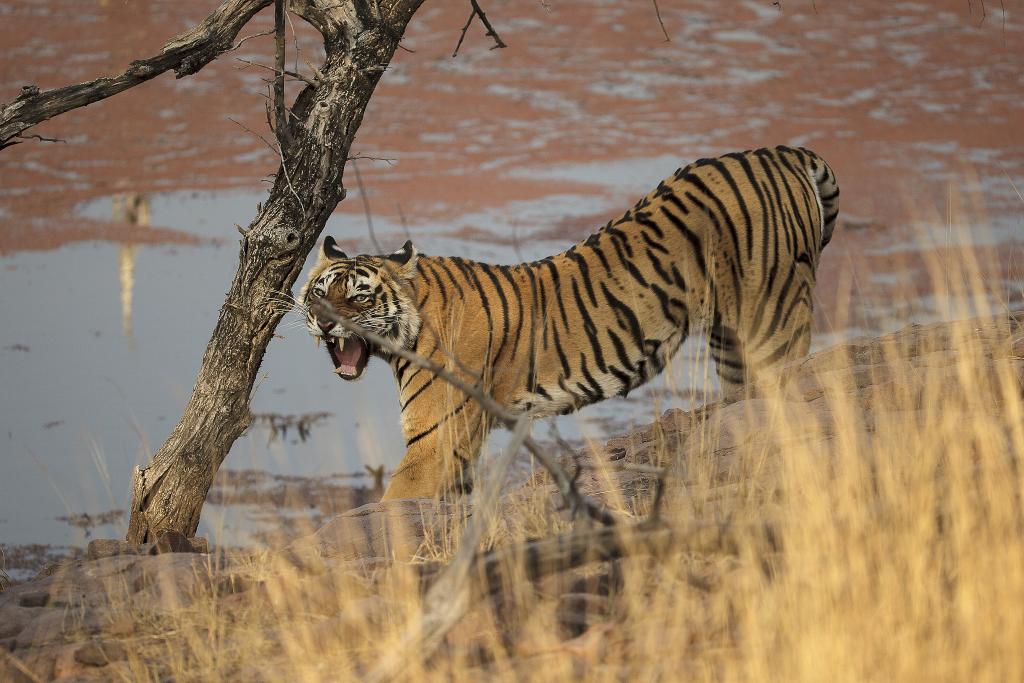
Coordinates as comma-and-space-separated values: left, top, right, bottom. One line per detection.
381, 386, 492, 500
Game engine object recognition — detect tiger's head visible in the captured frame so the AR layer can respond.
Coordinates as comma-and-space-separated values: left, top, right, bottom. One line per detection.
299, 236, 421, 380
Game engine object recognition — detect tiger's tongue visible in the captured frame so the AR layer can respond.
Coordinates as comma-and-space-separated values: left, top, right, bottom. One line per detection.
333, 337, 365, 376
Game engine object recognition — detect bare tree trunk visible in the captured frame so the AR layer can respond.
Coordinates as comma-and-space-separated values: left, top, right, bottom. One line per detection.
124, 0, 425, 543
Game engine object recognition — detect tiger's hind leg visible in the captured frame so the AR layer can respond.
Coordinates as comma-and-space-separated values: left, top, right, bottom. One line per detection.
743, 289, 814, 396
708, 316, 750, 402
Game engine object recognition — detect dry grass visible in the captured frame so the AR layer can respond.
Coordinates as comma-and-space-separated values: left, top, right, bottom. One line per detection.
12, 211, 1024, 682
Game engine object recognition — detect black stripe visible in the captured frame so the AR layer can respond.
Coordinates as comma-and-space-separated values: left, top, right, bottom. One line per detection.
567, 249, 598, 306
400, 376, 434, 411
497, 265, 525, 362
578, 353, 604, 401
570, 277, 608, 373
605, 327, 636, 373
452, 257, 495, 364
600, 282, 644, 347
728, 152, 772, 275
549, 318, 572, 376
658, 205, 706, 279
645, 247, 673, 286
477, 262, 511, 361
523, 265, 539, 392
435, 259, 465, 296
638, 228, 670, 255
634, 212, 665, 240
543, 260, 572, 341
749, 260, 779, 341
680, 173, 745, 278
406, 397, 470, 447
775, 150, 820, 253
707, 158, 755, 263
761, 266, 799, 343
649, 282, 681, 325
591, 243, 613, 275
422, 262, 449, 307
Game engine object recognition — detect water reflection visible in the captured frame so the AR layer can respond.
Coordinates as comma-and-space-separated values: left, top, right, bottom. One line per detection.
112, 193, 150, 343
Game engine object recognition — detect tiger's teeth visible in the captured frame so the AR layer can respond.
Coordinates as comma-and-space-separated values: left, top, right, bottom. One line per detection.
334, 366, 347, 375
315, 337, 321, 349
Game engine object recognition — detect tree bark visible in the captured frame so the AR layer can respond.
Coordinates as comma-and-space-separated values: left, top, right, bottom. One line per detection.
122, 0, 426, 543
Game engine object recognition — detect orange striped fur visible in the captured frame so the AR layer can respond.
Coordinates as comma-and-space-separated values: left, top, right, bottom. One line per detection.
300, 146, 839, 499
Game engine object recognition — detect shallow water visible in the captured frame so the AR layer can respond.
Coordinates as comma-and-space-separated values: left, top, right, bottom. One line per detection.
1, 0, 1022, 556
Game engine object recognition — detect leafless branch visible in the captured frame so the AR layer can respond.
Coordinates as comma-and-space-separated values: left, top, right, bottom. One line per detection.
452, 0, 508, 58
310, 299, 618, 527
347, 154, 396, 165
9, 133, 67, 149
0, 0, 273, 148
227, 29, 275, 53
396, 202, 412, 240
235, 57, 321, 87
227, 115, 306, 217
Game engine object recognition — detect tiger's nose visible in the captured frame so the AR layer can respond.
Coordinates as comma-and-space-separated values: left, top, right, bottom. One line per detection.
317, 319, 335, 335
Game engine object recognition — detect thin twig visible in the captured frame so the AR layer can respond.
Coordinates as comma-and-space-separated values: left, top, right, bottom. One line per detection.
396, 202, 412, 240
273, 0, 289, 144
351, 160, 383, 253
310, 299, 617, 526
651, 0, 671, 41
452, 0, 507, 58
347, 154, 397, 165
17, 133, 66, 144
235, 57, 320, 87
226, 28, 275, 53
470, 0, 507, 49
228, 116, 306, 218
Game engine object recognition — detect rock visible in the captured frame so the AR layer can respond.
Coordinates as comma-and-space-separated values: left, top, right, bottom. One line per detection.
18, 591, 50, 608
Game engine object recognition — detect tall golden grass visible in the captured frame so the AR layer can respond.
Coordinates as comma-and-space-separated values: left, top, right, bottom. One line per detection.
17, 202, 1024, 683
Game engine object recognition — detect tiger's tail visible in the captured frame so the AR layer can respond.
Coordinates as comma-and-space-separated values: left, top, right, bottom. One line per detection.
801, 147, 840, 248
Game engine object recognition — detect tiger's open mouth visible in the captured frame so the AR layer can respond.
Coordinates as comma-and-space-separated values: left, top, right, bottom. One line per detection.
325, 336, 369, 380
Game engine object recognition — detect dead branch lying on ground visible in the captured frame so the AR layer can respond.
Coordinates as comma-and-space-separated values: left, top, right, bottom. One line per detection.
0, 0, 273, 149
309, 299, 618, 527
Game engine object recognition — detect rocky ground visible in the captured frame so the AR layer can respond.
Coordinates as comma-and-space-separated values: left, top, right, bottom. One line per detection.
2, 313, 1022, 682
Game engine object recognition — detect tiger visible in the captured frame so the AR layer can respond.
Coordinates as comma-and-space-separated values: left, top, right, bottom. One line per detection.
299, 145, 839, 500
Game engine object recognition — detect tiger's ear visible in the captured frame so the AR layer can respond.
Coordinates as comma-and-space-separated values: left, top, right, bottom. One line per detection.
385, 240, 418, 279
322, 236, 348, 260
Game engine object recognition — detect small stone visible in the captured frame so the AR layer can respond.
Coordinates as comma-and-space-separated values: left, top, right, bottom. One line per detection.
18, 591, 50, 608
0, 606, 33, 639
74, 640, 127, 667
149, 530, 191, 555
